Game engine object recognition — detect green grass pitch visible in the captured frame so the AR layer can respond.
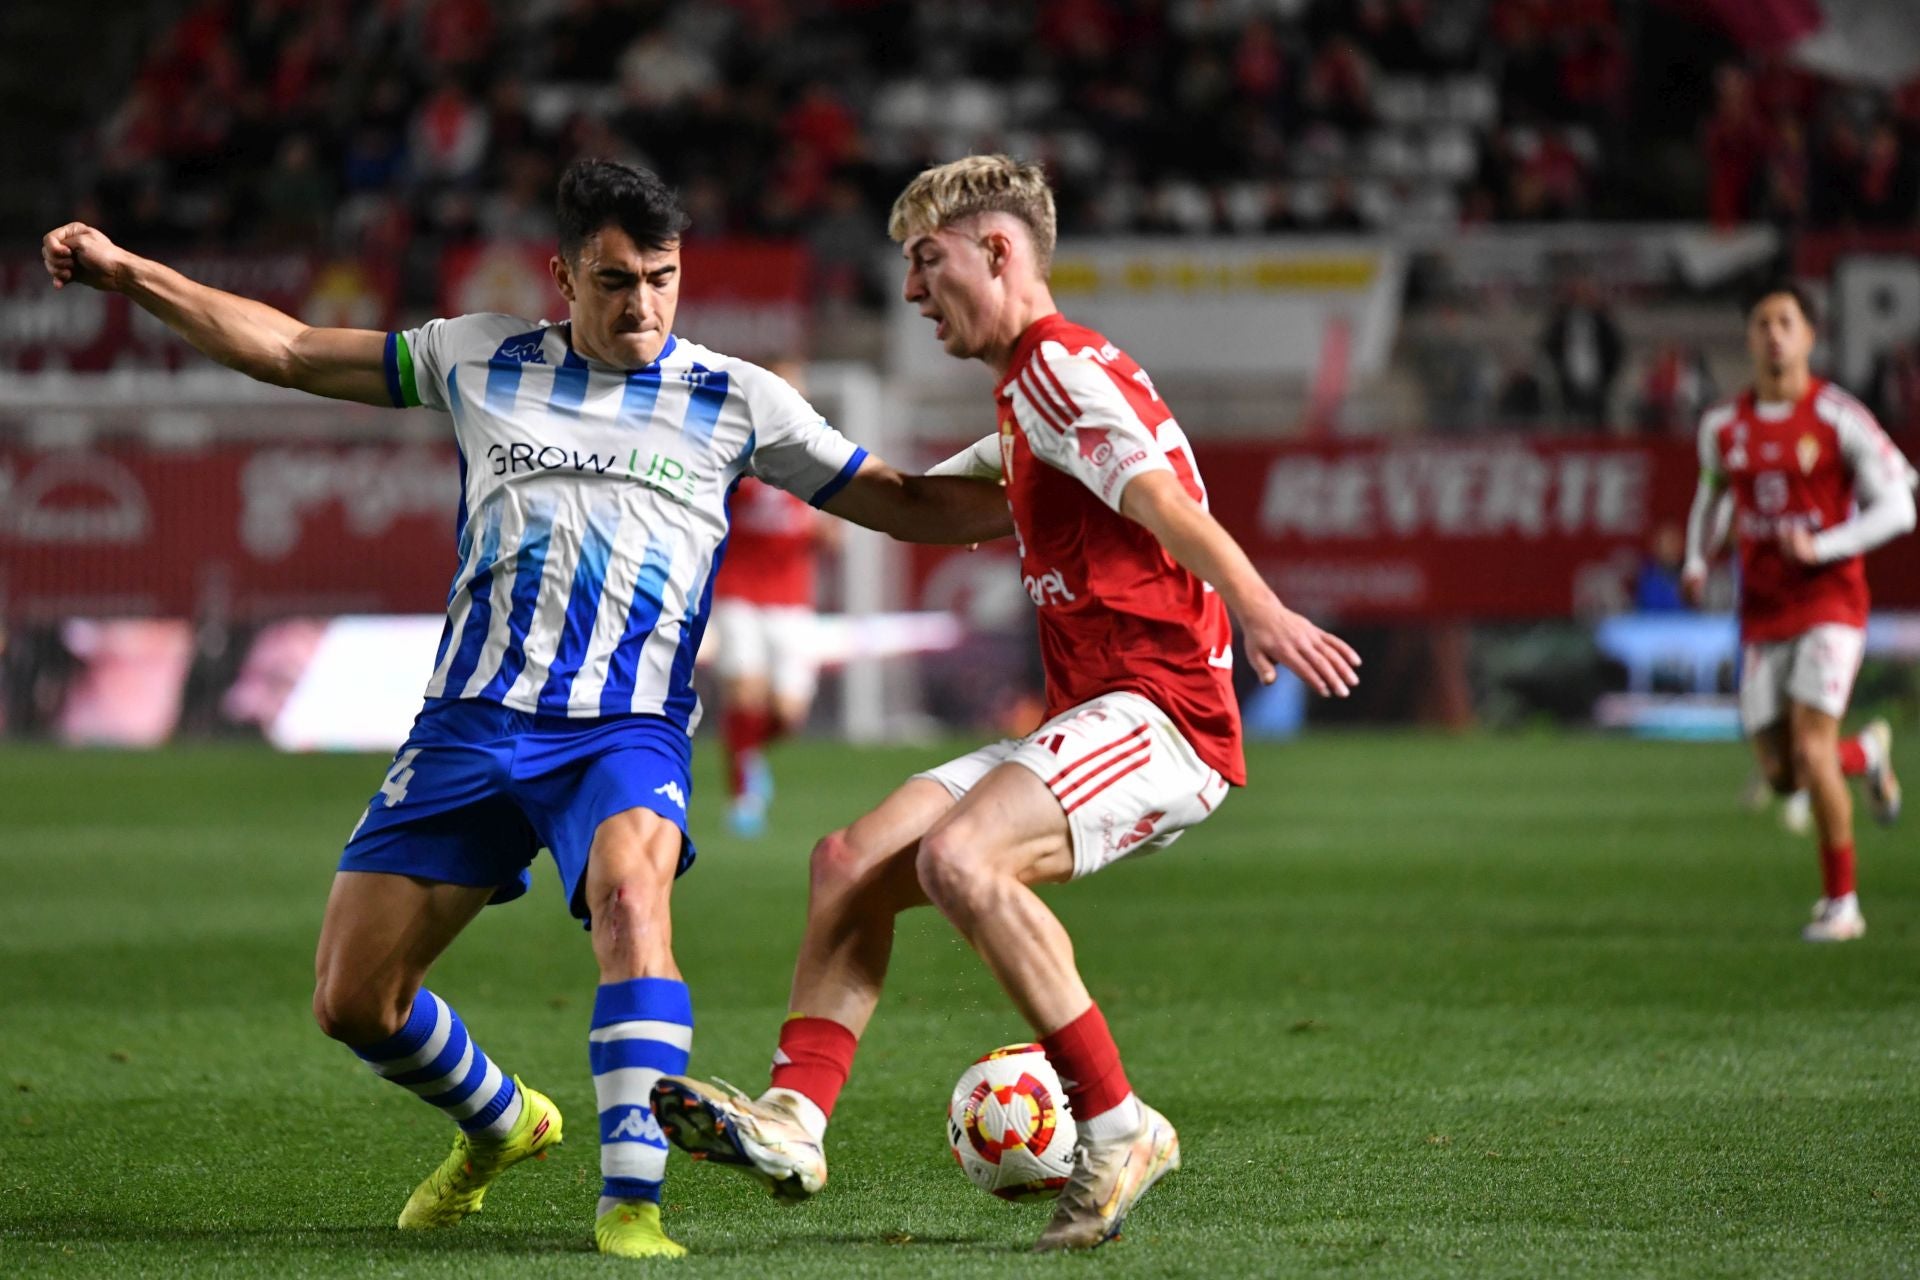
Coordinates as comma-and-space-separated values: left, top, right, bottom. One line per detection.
3, 733, 1918, 1277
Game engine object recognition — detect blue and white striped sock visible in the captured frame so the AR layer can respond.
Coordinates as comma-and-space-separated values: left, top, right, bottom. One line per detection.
352, 989, 523, 1140
590, 977, 692, 1214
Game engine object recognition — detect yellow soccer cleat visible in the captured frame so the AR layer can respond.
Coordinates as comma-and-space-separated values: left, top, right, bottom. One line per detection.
595, 1199, 687, 1259
397, 1078, 563, 1229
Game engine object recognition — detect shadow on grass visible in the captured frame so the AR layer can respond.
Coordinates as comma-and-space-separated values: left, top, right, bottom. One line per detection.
1, 1221, 592, 1255
3, 1220, 1024, 1258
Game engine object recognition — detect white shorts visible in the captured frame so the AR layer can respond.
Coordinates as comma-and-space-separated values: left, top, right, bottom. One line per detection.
1739, 623, 1865, 734
709, 601, 819, 703
914, 691, 1231, 879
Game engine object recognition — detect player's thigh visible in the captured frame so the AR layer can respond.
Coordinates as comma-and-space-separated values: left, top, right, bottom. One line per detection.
1750, 721, 1794, 789
313, 871, 494, 1035
996, 690, 1230, 881
814, 776, 962, 909
1787, 698, 1843, 767
924, 761, 1078, 887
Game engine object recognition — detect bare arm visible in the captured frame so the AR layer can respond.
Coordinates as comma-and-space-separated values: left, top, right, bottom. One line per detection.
1680, 470, 1725, 606
820, 455, 1013, 545
1120, 469, 1360, 695
42, 222, 392, 406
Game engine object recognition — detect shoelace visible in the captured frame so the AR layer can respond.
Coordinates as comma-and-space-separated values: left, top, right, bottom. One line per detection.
1052, 1144, 1105, 1218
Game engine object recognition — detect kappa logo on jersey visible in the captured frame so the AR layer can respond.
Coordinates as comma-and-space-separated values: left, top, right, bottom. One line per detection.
1113, 811, 1167, 853
607, 1107, 666, 1143
496, 333, 547, 365
653, 781, 686, 809
1024, 566, 1077, 606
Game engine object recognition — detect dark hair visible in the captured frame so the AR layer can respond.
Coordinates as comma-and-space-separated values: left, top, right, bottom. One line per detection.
1741, 279, 1818, 328
556, 158, 690, 260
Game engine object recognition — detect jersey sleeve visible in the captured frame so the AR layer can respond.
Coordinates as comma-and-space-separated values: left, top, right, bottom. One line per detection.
739, 365, 868, 507
1833, 394, 1913, 497
1007, 341, 1173, 512
384, 313, 523, 412
1695, 404, 1732, 482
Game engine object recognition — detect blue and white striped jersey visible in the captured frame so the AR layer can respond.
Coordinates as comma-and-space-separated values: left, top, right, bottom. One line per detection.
382, 314, 868, 732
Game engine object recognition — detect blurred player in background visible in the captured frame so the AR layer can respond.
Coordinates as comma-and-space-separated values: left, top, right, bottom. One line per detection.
654, 155, 1360, 1251
710, 359, 840, 836
41, 158, 1008, 1260
1683, 282, 1915, 942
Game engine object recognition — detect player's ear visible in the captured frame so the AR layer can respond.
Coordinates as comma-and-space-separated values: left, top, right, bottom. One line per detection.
549, 253, 576, 303
983, 230, 1013, 278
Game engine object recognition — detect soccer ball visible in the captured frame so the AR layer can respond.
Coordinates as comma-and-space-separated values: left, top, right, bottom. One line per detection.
946, 1043, 1078, 1202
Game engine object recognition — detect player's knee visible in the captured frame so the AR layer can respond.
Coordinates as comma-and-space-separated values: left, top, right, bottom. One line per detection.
1791, 733, 1834, 782
809, 829, 862, 894
915, 826, 992, 913
591, 876, 668, 937
312, 981, 407, 1046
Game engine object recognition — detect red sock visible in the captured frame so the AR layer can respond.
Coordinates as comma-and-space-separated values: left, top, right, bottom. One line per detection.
723, 707, 768, 797
1819, 841, 1857, 899
1838, 736, 1869, 777
1040, 1003, 1132, 1122
768, 1016, 858, 1119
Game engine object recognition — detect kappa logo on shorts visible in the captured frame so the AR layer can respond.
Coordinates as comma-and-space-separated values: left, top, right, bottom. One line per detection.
1113, 811, 1167, 853
653, 781, 686, 810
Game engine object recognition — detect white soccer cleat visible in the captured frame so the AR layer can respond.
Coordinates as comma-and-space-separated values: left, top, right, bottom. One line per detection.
1033, 1101, 1180, 1252
1863, 719, 1901, 826
1802, 894, 1866, 943
650, 1076, 827, 1202
1779, 790, 1813, 836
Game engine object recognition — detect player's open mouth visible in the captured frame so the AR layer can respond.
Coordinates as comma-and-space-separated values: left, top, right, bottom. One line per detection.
934, 318, 950, 341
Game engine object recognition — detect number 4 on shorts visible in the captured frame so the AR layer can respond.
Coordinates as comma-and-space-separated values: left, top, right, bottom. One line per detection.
379, 748, 423, 809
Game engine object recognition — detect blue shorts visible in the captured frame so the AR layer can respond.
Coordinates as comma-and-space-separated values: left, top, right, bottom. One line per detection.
338, 698, 697, 921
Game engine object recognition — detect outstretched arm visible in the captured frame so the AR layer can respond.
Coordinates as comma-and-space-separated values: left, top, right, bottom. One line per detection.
820, 455, 1013, 545
1120, 470, 1360, 696
42, 222, 391, 406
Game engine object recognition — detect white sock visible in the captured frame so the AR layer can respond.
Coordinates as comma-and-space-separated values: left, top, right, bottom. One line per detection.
761, 1086, 829, 1141
1860, 733, 1885, 772
1077, 1093, 1144, 1143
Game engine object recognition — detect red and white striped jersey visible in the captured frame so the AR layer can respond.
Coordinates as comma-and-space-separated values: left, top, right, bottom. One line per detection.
1700, 379, 1906, 643
994, 314, 1244, 785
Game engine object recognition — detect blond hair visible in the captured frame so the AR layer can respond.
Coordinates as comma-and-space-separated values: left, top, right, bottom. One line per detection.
887, 155, 1058, 275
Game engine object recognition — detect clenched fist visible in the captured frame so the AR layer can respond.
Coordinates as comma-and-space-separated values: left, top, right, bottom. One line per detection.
42, 222, 135, 293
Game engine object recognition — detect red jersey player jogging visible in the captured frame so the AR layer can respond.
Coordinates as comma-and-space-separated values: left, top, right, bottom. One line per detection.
1683, 282, 1915, 942
653, 155, 1360, 1251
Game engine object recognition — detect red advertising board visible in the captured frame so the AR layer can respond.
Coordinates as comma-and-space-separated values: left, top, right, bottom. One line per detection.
0, 443, 460, 619
911, 437, 1920, 622
5, 436, 1916, 623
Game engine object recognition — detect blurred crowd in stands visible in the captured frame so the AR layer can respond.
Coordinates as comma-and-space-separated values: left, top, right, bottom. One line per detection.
50, 0, 1920, 437
77, 1, 1918, 273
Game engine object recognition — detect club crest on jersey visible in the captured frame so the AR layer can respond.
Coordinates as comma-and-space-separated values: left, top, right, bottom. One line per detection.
1797, 433, 1820, 474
